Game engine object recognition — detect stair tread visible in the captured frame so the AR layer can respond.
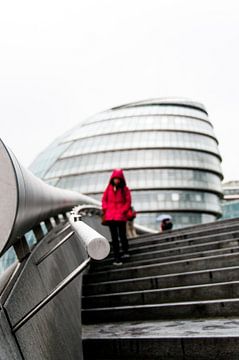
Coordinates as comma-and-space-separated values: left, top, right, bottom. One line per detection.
83, 220, 239, 358
128, 237, 239, 254
83, 279, 239, 299
83, 297, 239, 312
129, 232, 239, 251
129, 223, 239, 246
93, 245, 239, 270
96, 237, 239, 266
85, 252, 239, 280
82, 317, 239, 339
84, 265, 239, 287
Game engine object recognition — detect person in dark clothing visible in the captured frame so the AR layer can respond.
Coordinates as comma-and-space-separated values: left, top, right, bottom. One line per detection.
102, 169, 131, 265
161, 218, 173, 232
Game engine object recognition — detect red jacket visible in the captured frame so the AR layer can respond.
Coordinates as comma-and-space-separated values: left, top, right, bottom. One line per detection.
102, 169, 131, 222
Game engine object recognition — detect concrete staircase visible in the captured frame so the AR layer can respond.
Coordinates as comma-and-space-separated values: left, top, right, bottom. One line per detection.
82, 218, 239, 359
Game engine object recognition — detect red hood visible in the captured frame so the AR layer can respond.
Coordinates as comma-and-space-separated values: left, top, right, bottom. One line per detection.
109, 169, 126, 185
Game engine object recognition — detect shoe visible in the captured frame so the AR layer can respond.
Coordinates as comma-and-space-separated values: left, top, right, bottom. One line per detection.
121, 253, 130, 259
113, 260, 123, 266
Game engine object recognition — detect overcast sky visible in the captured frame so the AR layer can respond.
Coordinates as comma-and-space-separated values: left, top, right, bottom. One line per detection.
0, 0, 239, 182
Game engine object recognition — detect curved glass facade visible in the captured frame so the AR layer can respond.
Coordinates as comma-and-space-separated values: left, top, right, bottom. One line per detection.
222, 181, 239, 201
30, 98, 223, 229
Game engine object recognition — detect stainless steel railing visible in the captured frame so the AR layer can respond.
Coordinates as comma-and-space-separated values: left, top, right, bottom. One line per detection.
0, 138, 99, 259
12, 257, 91, 332
12, 213, 110, 332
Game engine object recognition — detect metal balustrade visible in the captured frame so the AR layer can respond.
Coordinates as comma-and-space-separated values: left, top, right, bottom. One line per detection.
0, 138, 114, 359
0, 138, 99, 262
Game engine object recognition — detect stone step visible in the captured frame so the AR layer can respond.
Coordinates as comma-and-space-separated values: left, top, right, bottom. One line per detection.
92, 239, 239, 270
83, 280, 239, 308
129, 229, 239, 250
83, 318, 239, 359
82, 298, 239, 324
130, 221, 239, 246
84, 252, 239, 283
83, 266, 239, 296
129, 231, 239, 253
99, 246, 239, 270
83, 220, 239, 359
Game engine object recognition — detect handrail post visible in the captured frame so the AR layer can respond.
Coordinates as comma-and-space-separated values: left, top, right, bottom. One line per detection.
45, 219, 53, 232
13, 236, 31, 262
62, 213, 68, 220
54, 215, 60, 225
33, 224, 44, 242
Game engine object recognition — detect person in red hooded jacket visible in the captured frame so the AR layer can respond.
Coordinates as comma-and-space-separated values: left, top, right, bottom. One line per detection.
102, 169, 131, 265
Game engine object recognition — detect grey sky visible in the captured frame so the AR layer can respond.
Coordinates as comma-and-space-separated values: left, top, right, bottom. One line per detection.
0, 0, 239, 182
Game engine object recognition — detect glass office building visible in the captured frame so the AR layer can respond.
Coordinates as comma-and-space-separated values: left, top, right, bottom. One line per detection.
221, 200, 239, 219
220, 181, 239, 220
30, 98, 223, 229
222, 181, 239, 201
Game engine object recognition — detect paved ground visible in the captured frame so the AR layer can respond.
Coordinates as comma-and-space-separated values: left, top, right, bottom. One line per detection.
83, 318, 239, 338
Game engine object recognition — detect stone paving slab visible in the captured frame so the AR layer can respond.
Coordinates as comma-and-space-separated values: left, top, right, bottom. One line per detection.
82, 317, 239, 338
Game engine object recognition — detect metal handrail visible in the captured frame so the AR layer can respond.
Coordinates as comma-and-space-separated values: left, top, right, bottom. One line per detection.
54, 224, 71, 236
0, 138, 99, 257
12, 257, 91, 333
11, 214, 110, 332
47, 224, 71, 244
74, 204, 157, 235
69, 214, 110, 260
74, 204, 101, 214
35, 231, 74, 265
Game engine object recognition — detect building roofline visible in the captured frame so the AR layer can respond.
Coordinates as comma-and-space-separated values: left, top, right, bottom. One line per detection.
111, 97, 208, 115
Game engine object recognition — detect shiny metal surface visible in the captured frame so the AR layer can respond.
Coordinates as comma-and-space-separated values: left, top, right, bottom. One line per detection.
12, 257, 91, 333
0, 138, 98, 257
69, 214, 110, 260
35, 231, 75, 265
74, 204, 157, 235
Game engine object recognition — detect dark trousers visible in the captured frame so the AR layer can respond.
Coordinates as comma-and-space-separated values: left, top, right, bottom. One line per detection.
108, 221, 128, 260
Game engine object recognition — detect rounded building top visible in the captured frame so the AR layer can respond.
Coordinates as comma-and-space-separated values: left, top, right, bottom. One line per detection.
111, 97, 207, 114
30, 96, 222, 229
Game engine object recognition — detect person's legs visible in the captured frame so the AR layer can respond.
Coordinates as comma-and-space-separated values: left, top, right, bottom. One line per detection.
108, 221, 121, 261
118, 221, 129, 254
